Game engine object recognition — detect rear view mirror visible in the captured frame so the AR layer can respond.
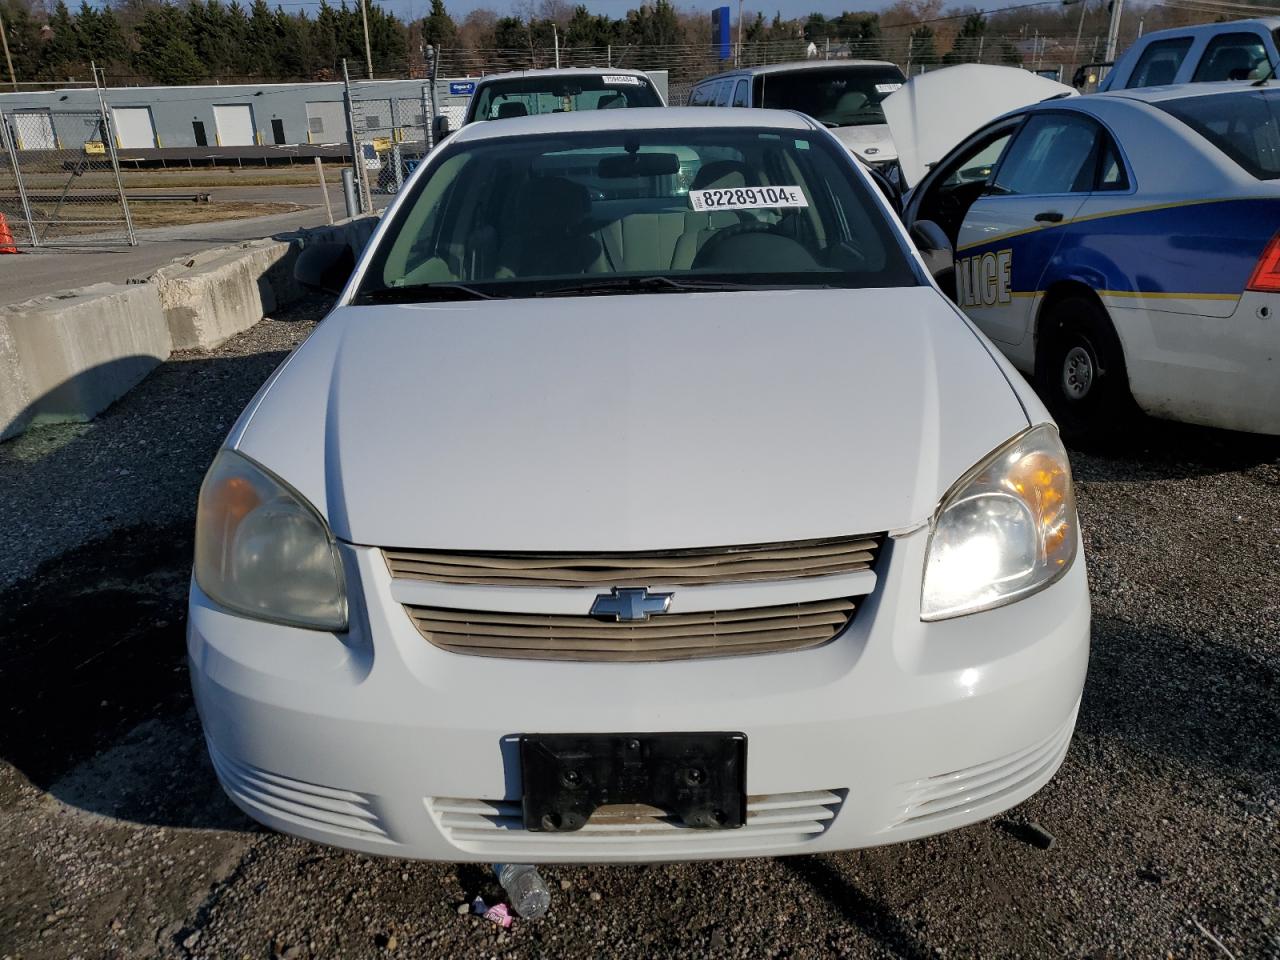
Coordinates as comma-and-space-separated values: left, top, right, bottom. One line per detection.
598, 152, 680, 178
910, 220, 954, 291
432, 115, 452, 141
294, 241, 355, 296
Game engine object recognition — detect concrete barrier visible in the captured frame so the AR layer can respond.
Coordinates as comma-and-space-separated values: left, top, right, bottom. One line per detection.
1, 214, 376, 441
0, 283, 170, 441
146, 238, 294, 351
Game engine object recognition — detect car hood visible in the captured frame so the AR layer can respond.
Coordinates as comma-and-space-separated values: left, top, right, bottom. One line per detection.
883, 64, 1075, 188
234, 288, 1028, 550
829, 123, 897, 163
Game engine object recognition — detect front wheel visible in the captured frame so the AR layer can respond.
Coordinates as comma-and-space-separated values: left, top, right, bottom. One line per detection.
1034, 296, 1134, 439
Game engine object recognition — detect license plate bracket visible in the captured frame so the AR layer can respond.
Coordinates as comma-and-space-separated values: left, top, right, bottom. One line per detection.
519, 732, 746, 832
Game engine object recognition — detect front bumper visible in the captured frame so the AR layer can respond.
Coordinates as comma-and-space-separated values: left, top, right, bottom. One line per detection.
188, 527, 1090, 863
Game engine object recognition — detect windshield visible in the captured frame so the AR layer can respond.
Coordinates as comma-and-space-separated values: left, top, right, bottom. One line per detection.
356, 126, 917, 302
1157, 88, 1280, 179
754, 67, 905, 128
468, 74, 662, 122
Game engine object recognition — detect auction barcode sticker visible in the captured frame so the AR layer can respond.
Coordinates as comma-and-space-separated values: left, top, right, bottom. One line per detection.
603, 74, 643, 85
875, 82, 903, 94
688, 185, 808, 212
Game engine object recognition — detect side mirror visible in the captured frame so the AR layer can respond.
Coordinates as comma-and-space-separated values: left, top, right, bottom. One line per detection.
432, 115, 451, 141
294, 241, 355, 296
910, 219, 955, 290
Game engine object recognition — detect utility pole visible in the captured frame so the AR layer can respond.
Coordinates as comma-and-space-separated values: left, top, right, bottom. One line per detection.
553, 23, 559, 69
0, 10, 16, 92
1064, 0, 1087, 75
359, 0, 374, 79
1104, 0, 1124, 62
735, 0, 742, 68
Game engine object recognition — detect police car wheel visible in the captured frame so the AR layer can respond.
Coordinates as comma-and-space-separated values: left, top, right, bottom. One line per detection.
1036, 296, 1131, 438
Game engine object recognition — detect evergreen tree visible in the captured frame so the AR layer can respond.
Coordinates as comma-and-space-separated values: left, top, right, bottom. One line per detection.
421, 0, 455, 50
311, 0, 340, 75
908, 23, 937, 68
44, 1, 83, 77
134, 4, 204, 82
943, 12, 985, 63
0, 0, 44, 83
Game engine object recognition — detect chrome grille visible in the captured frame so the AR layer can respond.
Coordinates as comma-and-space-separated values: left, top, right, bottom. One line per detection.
406, 598, 857, 662
384, 535, 882, 587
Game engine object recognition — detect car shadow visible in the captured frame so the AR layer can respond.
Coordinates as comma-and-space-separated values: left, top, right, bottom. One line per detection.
1066, 411, 1280, 482
0, 307, 323, 831
779, 854, 941, 959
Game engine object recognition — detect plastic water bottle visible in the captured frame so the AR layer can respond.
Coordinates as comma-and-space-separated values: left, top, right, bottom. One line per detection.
493, 863, 551, 919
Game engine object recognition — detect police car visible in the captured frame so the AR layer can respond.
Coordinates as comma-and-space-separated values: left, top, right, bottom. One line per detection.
897, 75, 1280, 436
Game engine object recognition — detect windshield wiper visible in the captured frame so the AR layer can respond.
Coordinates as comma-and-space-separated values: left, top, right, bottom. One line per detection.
358, 282, 497, 304
533, 276, 754, 298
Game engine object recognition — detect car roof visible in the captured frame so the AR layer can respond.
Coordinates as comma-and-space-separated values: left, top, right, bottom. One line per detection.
1095, 80, 1279, 104
449, 106, 815, 143
1122, 16, 1280, 45
698, 59, 900, 82
474, 68, 649, 83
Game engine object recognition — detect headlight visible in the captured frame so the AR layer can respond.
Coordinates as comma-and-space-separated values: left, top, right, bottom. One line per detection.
921, 424, 1077, 621
194, 449, 347, 631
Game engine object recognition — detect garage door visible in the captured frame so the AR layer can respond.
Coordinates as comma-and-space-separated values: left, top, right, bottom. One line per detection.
213, 104, 257, 146
112, 107, 156, 148
305, 101, 347, 143
12, 111, 56, 150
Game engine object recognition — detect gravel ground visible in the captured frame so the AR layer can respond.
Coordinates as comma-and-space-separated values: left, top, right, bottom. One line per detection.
1, 298, 1277, 960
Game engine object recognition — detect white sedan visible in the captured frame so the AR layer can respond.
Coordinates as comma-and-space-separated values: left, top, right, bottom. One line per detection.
188, 108, 1089, 863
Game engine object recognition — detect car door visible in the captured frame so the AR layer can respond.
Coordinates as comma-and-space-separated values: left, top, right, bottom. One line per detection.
950, 111, 1103, 345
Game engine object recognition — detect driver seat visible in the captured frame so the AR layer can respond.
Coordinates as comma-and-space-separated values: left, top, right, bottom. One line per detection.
671, 161, 758, 269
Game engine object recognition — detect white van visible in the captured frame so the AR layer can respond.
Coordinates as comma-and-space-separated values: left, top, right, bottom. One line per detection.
687, 61, 906, 170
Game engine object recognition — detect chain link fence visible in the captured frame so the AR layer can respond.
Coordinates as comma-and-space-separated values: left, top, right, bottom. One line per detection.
346, 84, 434, 208
0, 106, 135, 247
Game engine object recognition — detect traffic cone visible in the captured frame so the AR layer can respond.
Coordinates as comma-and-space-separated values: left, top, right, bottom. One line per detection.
0, 213, 18, 254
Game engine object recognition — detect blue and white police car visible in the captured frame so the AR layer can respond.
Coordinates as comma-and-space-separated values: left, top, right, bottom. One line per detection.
897, 76, 1280, 436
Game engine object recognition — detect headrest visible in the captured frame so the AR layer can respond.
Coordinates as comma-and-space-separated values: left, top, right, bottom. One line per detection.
834, 90, 869, 112
690, 160, 755, 191
496, 102, 528, 119
511, 177, 591, 229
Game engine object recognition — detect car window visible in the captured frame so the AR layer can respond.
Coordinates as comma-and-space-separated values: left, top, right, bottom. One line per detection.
753, 66, 906, 128
1156, 88, 1280, 180
472, 75, 660, 121
688, 85, 710, 106
714, 81, 732, 107
358, 126, 919, 300
992, 113, 1102, 195
1193, 32, 1271, 81
942, 131, 1014, 188
1126, 37, 1194, 88
732, 80, 749, 107
1096, 138, 1130, 191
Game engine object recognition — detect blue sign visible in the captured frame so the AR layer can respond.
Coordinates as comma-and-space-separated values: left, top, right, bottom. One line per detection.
711, 6, 731, 60
449, 81, 476, 96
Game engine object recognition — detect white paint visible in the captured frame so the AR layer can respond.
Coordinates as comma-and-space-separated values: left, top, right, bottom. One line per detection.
111, 106, 157, 148
213, 103, 257, 146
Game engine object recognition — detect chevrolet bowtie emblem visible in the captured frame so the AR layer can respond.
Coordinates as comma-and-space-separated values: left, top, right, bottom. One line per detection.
590, 587, 674, 622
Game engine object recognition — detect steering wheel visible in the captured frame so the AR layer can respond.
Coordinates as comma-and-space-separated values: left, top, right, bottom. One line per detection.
693, 221, 788, 265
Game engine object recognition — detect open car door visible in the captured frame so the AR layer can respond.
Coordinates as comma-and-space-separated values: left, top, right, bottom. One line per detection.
884, 64, 1075, 192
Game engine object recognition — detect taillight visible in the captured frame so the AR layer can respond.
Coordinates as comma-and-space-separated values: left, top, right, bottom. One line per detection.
1246, 231, 1280, 292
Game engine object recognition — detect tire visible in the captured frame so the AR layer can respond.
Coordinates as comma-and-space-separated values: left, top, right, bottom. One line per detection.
1034, 295, 1134, 440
